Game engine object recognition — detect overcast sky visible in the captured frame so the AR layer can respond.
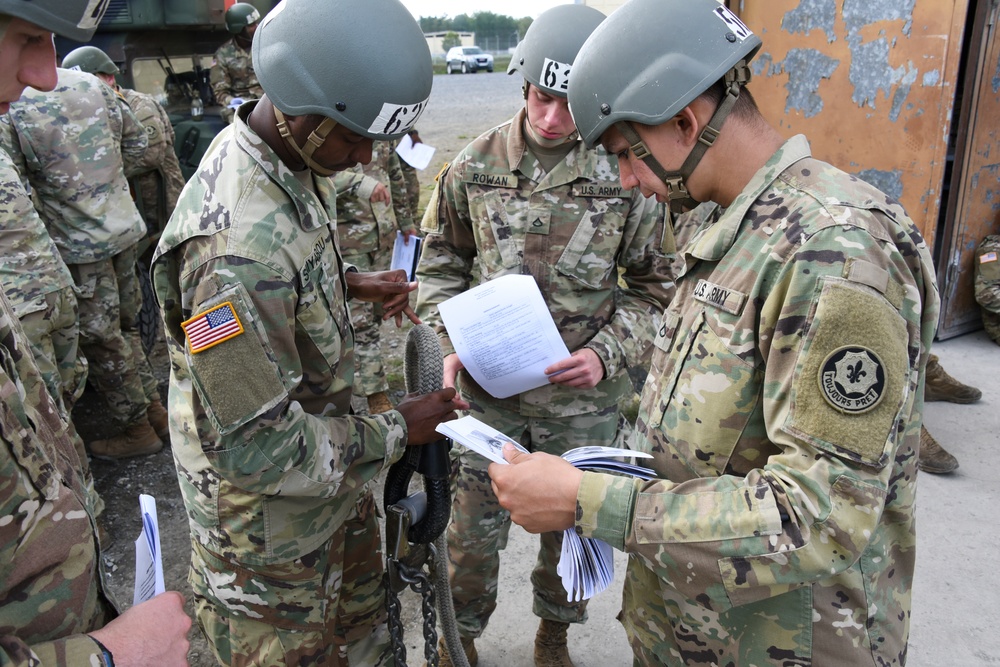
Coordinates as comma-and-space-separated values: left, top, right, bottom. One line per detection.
399, 0, 567, 20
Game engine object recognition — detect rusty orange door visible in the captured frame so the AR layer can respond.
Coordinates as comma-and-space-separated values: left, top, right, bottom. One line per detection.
731, 0, 976, 338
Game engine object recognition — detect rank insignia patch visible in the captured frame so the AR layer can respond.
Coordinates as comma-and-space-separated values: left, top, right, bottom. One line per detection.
182, 302, 244, 354
819, 346, 886, 414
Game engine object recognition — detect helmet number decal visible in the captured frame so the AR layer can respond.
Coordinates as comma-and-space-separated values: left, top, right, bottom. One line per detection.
80, 0, 112, 29
369, 100, 428, 137
713, 6, 753, 42
542, 58, 572, 93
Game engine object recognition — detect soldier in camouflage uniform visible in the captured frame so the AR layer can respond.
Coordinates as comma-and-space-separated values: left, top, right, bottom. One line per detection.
211, 2, 263, 124
414, 6, 672, 665
333, 139, 416, 414
151, 1, 466, 664
7, 66, 168, 459
975, 234, 1000, 344
399, 128, 424, 220
490, 1, 940, 665
0, 3, 192, 664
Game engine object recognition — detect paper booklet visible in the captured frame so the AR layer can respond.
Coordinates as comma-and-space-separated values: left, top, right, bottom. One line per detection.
436, 415, 655, 601
133, 494, 165, 605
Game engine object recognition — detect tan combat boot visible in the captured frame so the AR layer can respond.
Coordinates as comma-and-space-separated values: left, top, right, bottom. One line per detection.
428, 636, 478, 667
534, 620, 575, 667
917, 425, 959, 474
146, 399, 170, 441
367, 391, 394, 414
924, 354, 982, 404
89, 419, 162, 460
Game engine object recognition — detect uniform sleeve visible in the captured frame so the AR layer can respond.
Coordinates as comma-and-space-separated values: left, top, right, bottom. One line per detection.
167, 254, 408, 499
210, 55, 234, 109
114, 94, 149, 178
331, 169, 376, 202
583, 194, 674, 378
386, 150, 414, 232
0, 634, 106, 667
413, 160, 477, 357
577, 221, 931, 612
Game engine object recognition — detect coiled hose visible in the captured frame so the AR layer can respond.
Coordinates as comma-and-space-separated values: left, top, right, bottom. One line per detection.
384, 324, 469, 667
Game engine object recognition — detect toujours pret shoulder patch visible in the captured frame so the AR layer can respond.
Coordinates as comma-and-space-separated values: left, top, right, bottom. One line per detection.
818, 346, 886, 414
182, 302, 244, 354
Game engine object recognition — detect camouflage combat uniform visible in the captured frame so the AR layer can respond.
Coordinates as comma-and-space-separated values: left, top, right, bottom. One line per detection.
119, 87, 186, 251
415, 108, 673, 638
398, 130, 423, 220
574, 136, 939, 666
0, 290, 117, 666
210, 38, 263, 124
332, 139, 415, 398
7, 68, 161, 429
974, 234, 1000, 345
152, 102, 409, 667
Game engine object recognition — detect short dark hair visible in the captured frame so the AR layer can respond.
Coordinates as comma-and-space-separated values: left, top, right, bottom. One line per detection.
697, 77, 762, 124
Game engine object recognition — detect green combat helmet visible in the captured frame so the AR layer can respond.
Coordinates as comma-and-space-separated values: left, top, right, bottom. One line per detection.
253, 0, 432, 175
61, 45, 119, 75
0, 0, 110, 41
567, 0, 761, 213
225, 2, 260, 34
507, 4, 605, 98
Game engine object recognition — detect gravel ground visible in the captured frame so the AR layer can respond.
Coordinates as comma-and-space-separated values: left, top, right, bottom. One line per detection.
75, 71, 529, 667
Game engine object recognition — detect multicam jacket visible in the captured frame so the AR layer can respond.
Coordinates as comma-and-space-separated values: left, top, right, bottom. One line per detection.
0, 123, 74, 318
152, 102, 408, 576
332, 140, 414, 257
210, 38, 263, 109
0, 292, 114, 666
416, 108, 673, 417
7, 68, 148, 265
120, 87, 186, 239
576, 136, 939, 666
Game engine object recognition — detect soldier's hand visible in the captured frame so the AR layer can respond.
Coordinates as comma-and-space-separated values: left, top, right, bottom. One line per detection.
443, 353, 465, 389
396, 387, 470, 445
345, 269, 420, 327
489, 444, 583, 533
89, 591, 191, 666
544, 348, 605, 389
371, 182, 391, 204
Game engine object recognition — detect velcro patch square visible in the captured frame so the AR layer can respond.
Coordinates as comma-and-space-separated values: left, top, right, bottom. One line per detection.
182, 302, 244, 354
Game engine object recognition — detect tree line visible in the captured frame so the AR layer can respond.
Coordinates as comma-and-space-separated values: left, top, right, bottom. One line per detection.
420, 12, 533, 52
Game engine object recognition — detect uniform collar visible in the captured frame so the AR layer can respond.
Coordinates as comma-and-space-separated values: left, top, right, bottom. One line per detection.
504, 107, 599, 189
233, 101, 335, 232
688, 134, 812, 262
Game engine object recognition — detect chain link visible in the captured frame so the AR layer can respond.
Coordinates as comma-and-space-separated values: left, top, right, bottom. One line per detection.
386, 543, 440, 667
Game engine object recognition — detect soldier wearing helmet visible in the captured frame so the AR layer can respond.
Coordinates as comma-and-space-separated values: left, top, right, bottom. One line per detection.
151, 0, 467, 663
210, 1, 264, 123
0, 1, 192, 665
490, 0, 939, 664
413, 5, 672, 665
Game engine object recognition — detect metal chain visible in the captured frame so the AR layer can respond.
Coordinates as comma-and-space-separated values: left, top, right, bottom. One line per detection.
385, 543, 440, 667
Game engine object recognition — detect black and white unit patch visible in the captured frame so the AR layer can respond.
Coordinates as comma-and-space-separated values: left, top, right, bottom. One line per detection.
819, 346, 886, 414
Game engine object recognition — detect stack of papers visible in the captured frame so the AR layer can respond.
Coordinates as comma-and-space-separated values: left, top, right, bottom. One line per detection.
436, 416, 655, 601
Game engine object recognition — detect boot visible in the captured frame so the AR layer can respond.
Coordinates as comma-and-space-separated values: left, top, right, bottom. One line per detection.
917, 425, 959, 474
534, 620, 575, 667
89, 419, 162, 460
146, 399, 170, 441
924, 354, 982, 404
367, 391, 394, 414
428, 636, 477, 667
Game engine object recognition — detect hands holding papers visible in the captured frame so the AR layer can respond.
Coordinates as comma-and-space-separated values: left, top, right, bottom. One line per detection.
438, 415, 654, 601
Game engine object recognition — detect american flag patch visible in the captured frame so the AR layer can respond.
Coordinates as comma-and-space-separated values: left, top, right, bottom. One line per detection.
981, 251, 998, 264
182, 302, 244, 354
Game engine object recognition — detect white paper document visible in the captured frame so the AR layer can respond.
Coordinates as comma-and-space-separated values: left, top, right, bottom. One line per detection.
395, 133, 436, 170
390, 231, 422, 281
438, 415, 655, 601
438, 274, 570, 399
133, 493, 165, 605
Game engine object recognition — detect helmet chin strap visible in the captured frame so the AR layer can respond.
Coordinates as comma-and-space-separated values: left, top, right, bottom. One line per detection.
616, 60, 752, 214
273, 107, 339, 177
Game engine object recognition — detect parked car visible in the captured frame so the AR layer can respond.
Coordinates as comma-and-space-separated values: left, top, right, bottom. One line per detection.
445, 46, 494, 74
